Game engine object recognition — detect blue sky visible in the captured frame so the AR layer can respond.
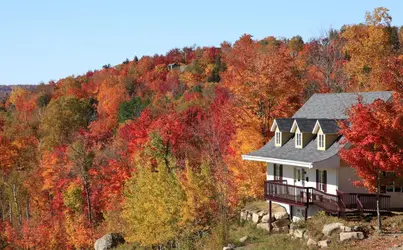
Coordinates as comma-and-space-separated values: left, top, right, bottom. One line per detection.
1, 1, 402, 85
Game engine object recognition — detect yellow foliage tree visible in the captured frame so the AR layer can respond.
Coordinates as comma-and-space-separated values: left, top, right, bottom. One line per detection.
122, 160, 185, 246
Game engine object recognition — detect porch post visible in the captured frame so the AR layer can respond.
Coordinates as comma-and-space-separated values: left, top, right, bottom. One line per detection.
304, 206, 308, 221
269, 200, 272, 232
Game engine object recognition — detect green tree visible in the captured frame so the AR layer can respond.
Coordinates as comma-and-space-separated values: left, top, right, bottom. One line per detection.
40, 96, 91, 149
118, 97, 147, 123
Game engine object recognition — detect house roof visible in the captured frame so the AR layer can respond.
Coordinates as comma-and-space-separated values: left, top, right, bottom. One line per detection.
243, 91, 393, 165
246, 135, 343, 163
273, 118, 294, 132
293, 91, 393, 119
316, 119, 342, 134
293, 119, 317, 133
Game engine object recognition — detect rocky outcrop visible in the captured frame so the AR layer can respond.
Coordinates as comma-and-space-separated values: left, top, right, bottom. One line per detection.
307, 238, 317, 246
94, 233, 125, 250
339, 232, 364, 242
240, 206, 291, 234
318, 239, 330, 248
322, 222, 343, 236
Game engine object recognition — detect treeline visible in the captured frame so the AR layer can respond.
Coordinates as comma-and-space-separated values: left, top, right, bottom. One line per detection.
0, 7, 402, 249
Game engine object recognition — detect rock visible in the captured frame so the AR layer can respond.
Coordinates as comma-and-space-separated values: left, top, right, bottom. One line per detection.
272, 218, 290, 228
240, 211, 247, 221
341, 226, 352, 232
223, 243, 236, 250
246, 212, 252, 221
239, 236, 248, 243
257, 222, 271, 232
94, 233, 125, 250
318, 239, 330, 248
289, 223, 299, 230
252, 212, 261, 223
307, 238, 317, 246
274, 211, 289, 220
258, 210, 268, 217
261, 214, 273, 223
293, 228, 306, 238
322, 222, 343, 236
272, 226, 289, 234
339, 232, 364, 242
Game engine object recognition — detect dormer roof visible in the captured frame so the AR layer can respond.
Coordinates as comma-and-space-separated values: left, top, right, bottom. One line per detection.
312, 119, 343, 134
270, 118, 294, 132
290, 119, 317, 133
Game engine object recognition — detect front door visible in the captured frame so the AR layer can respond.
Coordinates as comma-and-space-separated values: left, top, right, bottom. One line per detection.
294, 167, 305, 187
294, 167, 306, 203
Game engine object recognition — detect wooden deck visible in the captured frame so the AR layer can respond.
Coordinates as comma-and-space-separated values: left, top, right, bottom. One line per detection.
264, 180, 391, 218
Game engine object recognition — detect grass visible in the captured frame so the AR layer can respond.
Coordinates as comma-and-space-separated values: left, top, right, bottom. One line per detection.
228, 222, 309, 250
112, 213, 403, 250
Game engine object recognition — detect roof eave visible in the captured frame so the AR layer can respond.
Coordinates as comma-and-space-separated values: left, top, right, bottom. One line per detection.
242, 154, 313, 168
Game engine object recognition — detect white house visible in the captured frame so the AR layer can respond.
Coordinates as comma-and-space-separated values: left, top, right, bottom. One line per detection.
242, 91, 400, 221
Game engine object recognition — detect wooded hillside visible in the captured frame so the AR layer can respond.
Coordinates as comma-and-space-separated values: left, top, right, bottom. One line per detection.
0, 7, 402, 249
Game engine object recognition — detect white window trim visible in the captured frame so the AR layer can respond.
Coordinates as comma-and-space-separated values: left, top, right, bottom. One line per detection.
296, 132, 302, 148
318, 134, 325, 150
275, 131, 281, 146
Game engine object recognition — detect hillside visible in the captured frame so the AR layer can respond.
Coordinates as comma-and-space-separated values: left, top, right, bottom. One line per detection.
0, 85, 36, 100
0, 7, 402, 249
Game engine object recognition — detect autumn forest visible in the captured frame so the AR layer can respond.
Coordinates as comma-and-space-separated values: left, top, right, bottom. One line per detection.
0, 7, 402, 249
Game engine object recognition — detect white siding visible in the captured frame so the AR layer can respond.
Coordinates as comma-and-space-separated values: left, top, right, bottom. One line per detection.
267, 163, 339, 195
339, 163, 403, 209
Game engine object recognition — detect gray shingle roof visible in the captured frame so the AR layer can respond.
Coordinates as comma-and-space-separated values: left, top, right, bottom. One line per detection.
244, 91, 393, 164
317, 119, 341, 134
293, 91, 393, 119
294, 119, 317, 133
247, 135, 342, 163
275, 118, 294, 132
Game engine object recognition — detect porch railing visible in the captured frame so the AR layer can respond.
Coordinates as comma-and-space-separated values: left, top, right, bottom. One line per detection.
265, 181, 391, 216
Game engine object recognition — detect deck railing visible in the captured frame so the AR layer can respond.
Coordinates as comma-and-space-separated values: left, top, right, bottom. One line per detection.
265, 181, 391, 216
337, 190, 391, 213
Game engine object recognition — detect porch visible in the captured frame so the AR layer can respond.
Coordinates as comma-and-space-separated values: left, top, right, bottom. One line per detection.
264, 180, 391, 219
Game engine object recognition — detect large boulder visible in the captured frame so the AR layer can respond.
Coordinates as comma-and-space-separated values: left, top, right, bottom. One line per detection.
273, 212, 289, 220
223, 243, 236, 250
239, 236, 248, 243
257, 222, 271, 232
94, 233, 125, 250
252, 211, 261, 223
261, 214, 273, 223
318, 239, 330, 248
293, 228, 306, 238
339, 232, 364, 242
272, 226, 289, 234
272, 218, 290, 228
240, 210, 247, 221
307, 238, 317, 247
322, 222, 343, 236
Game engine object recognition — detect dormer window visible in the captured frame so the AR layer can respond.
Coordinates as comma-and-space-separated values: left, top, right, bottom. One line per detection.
275, 131, 281, 146
318, 134, 325, 150
296, 132, 302, 147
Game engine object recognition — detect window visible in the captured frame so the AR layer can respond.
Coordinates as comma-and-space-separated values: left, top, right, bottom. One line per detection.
275, 131, 281, 145
318, 134, 325, 149
274, 164, 283, 181
296, 133, 302, 147
316, 170, 327, 192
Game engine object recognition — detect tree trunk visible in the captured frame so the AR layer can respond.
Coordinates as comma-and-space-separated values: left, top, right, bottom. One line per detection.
9, 202, 12, 224
83, 179, 93, 224
12, 184, 22, 225
25, 196, 30, 220
376, 173, 382, 233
